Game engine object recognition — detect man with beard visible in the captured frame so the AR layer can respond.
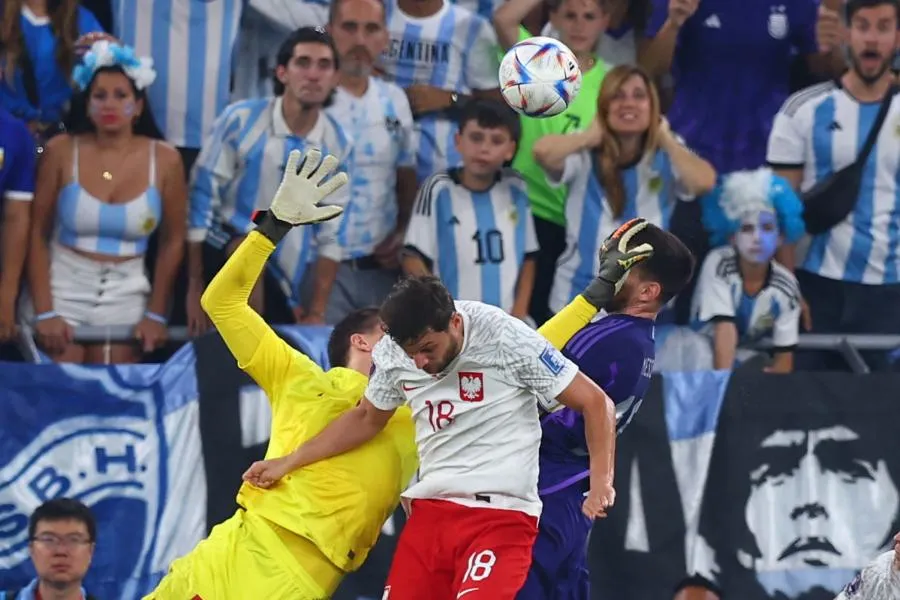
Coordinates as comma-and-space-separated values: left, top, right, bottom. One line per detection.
767, 0, 900, 370
187, 27, 352, 326
321, 0, 418, 324
518, 222, 695, 600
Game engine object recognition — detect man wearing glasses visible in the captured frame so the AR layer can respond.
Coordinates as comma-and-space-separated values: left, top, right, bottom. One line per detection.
2, 499, 97, 600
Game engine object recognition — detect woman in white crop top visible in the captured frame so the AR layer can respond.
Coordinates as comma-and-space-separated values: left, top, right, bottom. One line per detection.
25, 41, 186, 364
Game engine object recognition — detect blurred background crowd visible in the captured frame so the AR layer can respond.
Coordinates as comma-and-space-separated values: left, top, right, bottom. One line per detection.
1, 0, 898, 375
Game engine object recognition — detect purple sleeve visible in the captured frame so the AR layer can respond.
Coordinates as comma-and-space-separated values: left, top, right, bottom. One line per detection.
790, 0, 819, 56
645, 0, 672, 38
575, 336, 647, 405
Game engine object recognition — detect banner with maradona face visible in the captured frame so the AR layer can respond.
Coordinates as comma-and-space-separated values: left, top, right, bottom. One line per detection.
0, 344, 206, 598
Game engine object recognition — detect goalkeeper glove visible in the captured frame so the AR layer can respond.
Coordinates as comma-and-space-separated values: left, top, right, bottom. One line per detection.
581, 218, 655, 310
256, 148, 348, 244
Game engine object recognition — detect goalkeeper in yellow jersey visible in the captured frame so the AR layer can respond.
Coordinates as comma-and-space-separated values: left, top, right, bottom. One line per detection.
144, 148, 418, 600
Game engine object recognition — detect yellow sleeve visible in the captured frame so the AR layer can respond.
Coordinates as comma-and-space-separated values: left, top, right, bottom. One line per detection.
200, 231, 323, 398
537, 295, 599, 350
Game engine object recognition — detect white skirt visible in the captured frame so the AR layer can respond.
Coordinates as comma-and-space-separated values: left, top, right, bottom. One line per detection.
21, 244, 150, 327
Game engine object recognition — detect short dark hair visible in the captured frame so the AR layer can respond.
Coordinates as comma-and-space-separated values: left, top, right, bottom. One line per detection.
329, 0, 386, 25
29, 498, 96, 542
273, 27, 340, 97
628, 224, 695, 305
380, 276, 456, 346
845, 0, 900, 23
457, 98, 521, 145
328, 308, 382, 368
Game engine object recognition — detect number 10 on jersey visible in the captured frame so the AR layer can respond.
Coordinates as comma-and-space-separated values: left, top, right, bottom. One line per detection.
472, 229, 504, 265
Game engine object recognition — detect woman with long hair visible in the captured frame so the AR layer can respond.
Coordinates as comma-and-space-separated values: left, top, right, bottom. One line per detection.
534, 64, 716, 315
25, 41, 186, 364
494, 0, 611, 325
0, 0, 111, 147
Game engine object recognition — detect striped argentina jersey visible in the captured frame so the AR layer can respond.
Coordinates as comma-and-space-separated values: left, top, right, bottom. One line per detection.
692, 245, 801, 350
767, 82, 900, 284
112, 0, 242, 148
548, 147, 691, 313
190, 97, 352, 305
404, 168, 539, 312
381, 1, 499, 181
326, 78, 416, 259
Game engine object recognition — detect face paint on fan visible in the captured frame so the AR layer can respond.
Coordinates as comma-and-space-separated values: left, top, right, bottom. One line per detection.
735, 210, 779, 264
123, 101, 136, 117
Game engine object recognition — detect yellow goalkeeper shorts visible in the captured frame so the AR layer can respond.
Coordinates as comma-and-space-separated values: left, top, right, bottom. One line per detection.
143, 508, 341, 600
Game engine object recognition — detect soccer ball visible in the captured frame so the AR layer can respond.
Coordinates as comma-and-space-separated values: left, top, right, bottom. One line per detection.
499, 36, 582, 118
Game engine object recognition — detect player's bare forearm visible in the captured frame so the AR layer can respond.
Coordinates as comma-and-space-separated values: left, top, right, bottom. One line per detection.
401, 254, 431, 277
581, 389, 616, 492
556, 373, 616, 486
287, 398, 393, 468
511, 258, 535, 319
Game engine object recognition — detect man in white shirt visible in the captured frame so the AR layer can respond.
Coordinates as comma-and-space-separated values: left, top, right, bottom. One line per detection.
254, 275, 617, 599
316, 0, 418, 323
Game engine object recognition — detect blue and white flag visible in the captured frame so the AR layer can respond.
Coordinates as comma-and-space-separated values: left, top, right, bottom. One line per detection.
0, 344, 205, 598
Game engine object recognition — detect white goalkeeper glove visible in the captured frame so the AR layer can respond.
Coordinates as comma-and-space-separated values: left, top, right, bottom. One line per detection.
269, 148, 348, 225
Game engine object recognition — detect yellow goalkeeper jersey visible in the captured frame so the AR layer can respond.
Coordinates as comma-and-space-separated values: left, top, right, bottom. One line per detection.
202, 231, 418, 574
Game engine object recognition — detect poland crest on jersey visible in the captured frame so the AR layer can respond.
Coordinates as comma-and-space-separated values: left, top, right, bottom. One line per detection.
768, 5, 788, 39
458, 372, 485, 403
0, 351, 205, 599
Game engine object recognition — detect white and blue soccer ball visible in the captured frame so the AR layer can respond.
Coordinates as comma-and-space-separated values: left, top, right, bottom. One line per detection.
499, 36, 582, 118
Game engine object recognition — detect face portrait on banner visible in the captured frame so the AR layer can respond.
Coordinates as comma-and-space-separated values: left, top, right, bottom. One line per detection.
697, 373, 900, 600
743, 425, 900, 597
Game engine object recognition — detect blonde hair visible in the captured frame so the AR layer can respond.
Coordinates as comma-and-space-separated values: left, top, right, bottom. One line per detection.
594, 64, 661, 218
2, 0, 79, 87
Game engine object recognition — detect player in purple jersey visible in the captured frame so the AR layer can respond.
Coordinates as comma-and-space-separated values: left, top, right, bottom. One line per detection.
517, 222, 696, 600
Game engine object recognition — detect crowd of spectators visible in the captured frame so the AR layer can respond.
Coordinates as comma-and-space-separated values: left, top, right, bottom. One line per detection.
0, 0, 899, 373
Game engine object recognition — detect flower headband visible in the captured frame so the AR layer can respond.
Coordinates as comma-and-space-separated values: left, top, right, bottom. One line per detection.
700, 168, 806, 247
73, 40, 157, 92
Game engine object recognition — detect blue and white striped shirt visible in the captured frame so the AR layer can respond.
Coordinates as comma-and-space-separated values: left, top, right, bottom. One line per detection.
111, 0, 243, 148
549, 148, 691, 313
190, 97, 353, 305
382, 1, 499, 181
405, 168, 539, 312
767, 82, 900, 284
326, 78, 416, 259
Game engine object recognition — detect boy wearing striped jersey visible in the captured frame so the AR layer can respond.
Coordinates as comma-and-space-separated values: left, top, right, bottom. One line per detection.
521, 222, 695, 600
146, 149, 418, 599
188, 28, 352, 327
402, 100, 538, 317
766, 0, 900, 369
381, 0, 501, 182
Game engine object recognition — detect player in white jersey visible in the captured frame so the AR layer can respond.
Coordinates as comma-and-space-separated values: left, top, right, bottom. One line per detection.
381, 0, 501, 181
834, 531, 900, 600
319, 0, 419, 324
766, 0, 900, 370
246, 275, 618, 599
403, 100, 538, 315
186, 27, 352, 329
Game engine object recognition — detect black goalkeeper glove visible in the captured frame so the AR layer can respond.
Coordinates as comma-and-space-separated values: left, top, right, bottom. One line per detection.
581, 218, 655, 310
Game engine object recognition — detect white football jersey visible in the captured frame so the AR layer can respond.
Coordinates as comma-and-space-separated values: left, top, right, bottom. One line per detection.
366, 301, 578, 516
